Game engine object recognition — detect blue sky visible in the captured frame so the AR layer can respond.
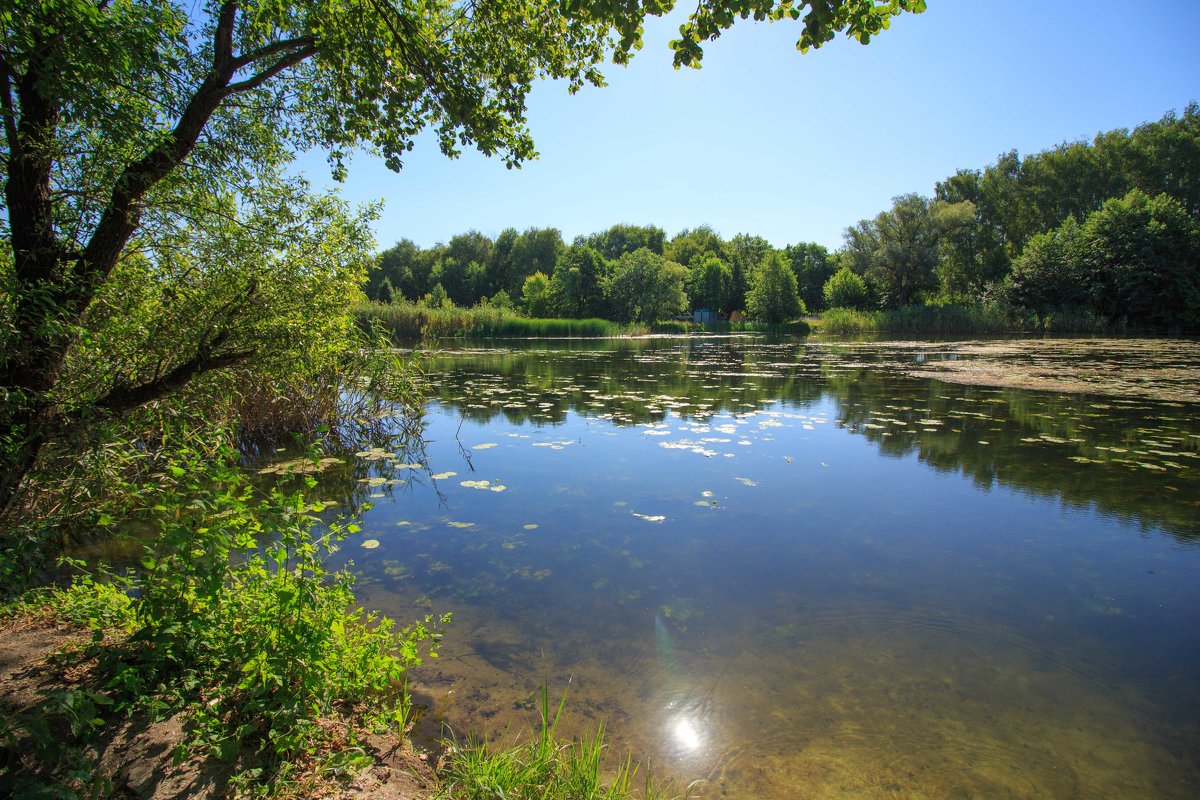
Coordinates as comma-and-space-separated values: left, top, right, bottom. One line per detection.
294, 1, 1200, 253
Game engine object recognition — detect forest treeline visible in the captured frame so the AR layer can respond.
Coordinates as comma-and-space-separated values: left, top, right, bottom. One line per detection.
368, 104, 1200, 330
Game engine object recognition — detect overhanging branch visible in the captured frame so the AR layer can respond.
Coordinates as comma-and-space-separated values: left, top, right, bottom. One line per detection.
95, 347, 257, 415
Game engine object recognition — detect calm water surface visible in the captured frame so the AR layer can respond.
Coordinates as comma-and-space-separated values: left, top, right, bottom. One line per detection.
309, 337, 1200, 799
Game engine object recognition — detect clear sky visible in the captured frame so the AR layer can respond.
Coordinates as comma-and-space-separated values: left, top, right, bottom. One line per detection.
293, 0, 1200, 253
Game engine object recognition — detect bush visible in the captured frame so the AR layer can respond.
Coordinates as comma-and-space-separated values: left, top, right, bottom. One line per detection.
1079, 190, 1200, 330
351, 301, 631, 340
822, 267, 871, 310
745, 253, 804, 322
14, 433, 448, 790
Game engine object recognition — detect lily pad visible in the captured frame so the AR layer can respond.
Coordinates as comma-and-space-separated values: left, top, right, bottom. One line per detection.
360, 539, 381, 549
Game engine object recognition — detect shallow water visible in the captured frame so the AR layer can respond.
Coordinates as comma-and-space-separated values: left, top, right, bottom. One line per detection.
298, 336, 1200, 799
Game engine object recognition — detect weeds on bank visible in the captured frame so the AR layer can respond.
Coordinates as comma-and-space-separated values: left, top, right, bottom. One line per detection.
352, 301, 633, 340
0, 434, 447, 798
438, 685, 675, 800
817, 303, 1108, 335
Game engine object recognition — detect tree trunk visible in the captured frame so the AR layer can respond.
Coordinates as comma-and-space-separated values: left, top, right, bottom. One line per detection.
0, 405, 52, 520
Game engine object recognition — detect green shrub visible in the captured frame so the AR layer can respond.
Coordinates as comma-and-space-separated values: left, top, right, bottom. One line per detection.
18, 433, 447, 791
822, 267, 871, 310
817, 307, 879, 333
352, 301, 631, 341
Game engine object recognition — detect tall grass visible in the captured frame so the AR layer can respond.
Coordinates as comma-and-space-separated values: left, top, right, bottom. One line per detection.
353, 301, 635, 340
816, 304, 1108, 335
438, 685, 673, 800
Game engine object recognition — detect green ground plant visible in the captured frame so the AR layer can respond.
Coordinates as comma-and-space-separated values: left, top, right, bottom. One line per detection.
1, 431, 448, 797
352, 301, 638, 340
816, 303, 1107, 335
438, 685, 675, 800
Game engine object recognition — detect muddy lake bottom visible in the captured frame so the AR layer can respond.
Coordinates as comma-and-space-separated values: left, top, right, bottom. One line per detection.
255, 336, 1200, 799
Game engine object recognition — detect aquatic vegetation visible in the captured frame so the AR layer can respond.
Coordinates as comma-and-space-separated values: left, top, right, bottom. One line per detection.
256, 456, 343, 475
438, 686, 669, 800
288, 336, 1199, 799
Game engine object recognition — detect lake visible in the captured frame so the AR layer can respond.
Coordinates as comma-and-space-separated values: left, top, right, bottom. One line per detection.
298, 336, 1200, 799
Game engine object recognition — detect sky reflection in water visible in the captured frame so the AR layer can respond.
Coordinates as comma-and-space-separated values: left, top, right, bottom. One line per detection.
303, 337, 1200, 799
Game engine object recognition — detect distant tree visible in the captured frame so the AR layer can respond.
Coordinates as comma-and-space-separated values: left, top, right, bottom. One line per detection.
784, 242, 836, 311
374, 239, 424, 301
822, 267, 870, 309
665, 225, 725, 267
422, 283, 450, 309
839, 218, 880, 277
465, 261, 490, 303
745, 253, 803, 322
1079, 190, 1200, 329
550, 246, 607, 318
431, 256, 473, 306
505, 228, 564, 295
723, 234, 775, 312
577, 224, 665, 260
931, 199, 1004, 300
686, 255, 734, 312
846, 194, 941, 307
489, 289, 515, 310
1000, 217, 1087, 312
445, 231, 494, 301
603, 248, 688, 323
377, 276, 395, 304
723, 234, 775, 275
489, 228, 519, 297
934, 103, 1200, 280
520, 272, 555, 317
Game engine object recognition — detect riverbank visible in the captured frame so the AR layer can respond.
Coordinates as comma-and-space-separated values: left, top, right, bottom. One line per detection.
0, 616, 438, 800
352, 301, 810, 341
0, 599, 666, 800
351, 299, 1175, 344
810, 304, 1112, 335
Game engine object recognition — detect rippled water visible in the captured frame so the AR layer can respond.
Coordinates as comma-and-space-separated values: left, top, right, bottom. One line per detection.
285, 337, 1200, 799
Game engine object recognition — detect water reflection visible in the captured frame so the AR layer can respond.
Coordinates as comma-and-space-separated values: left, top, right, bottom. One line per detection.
259, 335, 1200, 799
419, 337, 1200, 539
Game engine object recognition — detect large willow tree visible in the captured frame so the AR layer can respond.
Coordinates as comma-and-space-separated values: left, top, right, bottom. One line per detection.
0, 0, 924, 512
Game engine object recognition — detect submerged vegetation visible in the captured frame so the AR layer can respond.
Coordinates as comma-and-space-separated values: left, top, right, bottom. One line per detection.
439, 687, 671, 800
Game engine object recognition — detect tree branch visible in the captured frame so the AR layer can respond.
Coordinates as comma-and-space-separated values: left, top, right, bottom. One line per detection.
224, 44, 318, 95
95, 348, 257, 414
231, 35, 316, 71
